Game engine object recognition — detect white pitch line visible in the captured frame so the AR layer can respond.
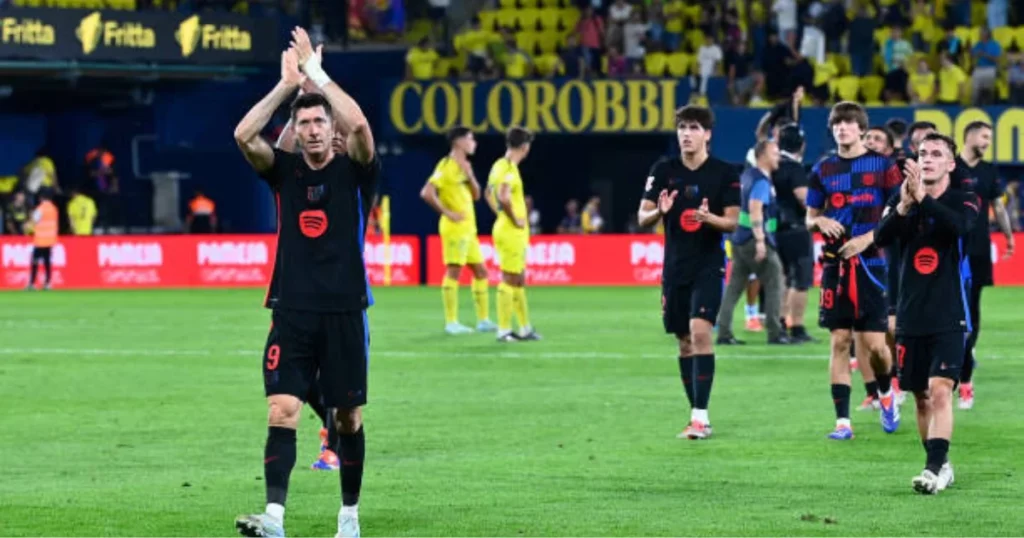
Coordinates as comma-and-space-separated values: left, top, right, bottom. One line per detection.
0, 347, 1018, 362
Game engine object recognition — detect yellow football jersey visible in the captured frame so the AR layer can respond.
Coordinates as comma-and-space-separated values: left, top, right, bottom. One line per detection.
487, 157, 527, 232
429, 156, 477, 234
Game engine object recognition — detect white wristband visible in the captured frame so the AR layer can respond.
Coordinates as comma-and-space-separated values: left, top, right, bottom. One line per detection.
302, 58, 331, 89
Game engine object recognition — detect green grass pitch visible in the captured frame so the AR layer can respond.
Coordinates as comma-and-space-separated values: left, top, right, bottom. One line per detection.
1, 286, 1022, 536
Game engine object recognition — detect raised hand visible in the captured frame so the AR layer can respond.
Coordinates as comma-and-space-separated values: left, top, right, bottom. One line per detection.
290, 27, 316, 67
281, 48, 303, 87
657, 189, 677, 215
299, 44, 325, 94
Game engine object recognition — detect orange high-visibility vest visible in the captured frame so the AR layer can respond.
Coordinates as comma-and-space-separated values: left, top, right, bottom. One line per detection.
189, 195, 216, 216
33, 200, 58, 247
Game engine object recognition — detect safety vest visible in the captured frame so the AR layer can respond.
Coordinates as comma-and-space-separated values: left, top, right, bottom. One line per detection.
33, 200, 58, 247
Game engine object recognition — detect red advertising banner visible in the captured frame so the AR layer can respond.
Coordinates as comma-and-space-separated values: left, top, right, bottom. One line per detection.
426, 233, 1024, 286
0, 235, 420, 290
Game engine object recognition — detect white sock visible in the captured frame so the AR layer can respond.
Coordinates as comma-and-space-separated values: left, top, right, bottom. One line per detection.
745, 305, 757, 319
836, 418, 851, 428
520, 325, 532, 335
340, 504, 359, 518
691, 408, 709, 424
266, 503, 285, 522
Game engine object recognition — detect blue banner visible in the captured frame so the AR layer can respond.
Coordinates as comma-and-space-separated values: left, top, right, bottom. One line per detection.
379, 79, 1024, 165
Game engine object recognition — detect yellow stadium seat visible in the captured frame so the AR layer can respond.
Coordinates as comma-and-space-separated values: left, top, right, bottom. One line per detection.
887, 99, 909, 106
558, 8, 580, 31
498, 0, 517, 9
865, 100, 885, 107
873, 53, 885, 74
516, 8, 541, 31
644, 52, 668, 77
600, 56, 608, 75
748, 98, 772, 108
683, 4, 701, 26
536, 32, 561, 53
666, 52, 691, 77
860, 75, 884, 101
516, 32, 540, 52
537, 8, 561, 31
998, 77, 1010, 101
812, 60, 838, 87
519, 0, 539, 7
432, 58, 452, 78
968, 26, 982, 47
1014, 26, 1024, 50
685, 29, 705, 53
993, 27, 1015, 50
539, 0, 561, 7
970, 1, 987, 26
834, 75, 860, 101
495, 9, 518, 31
827, 53, 851, 76
954, 26, 972, 46
873, 27, 891, 50
477, 11, 499, 32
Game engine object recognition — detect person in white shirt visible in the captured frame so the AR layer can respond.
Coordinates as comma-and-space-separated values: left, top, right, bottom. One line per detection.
608, 0, 632, 25
772, 0, 798, 47
525, 195, 542, 236
799, 16, 826, 65
622, 11, 649, 65
696, 34, 723, 96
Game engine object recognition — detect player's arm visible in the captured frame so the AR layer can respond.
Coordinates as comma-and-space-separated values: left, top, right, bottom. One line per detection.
485, 183, 500, 214
497, 182, 523, 227
918, 193, 979, 237
701, 168, 741, 232
990, 178, 1015, 257
637, 163, 667, 228
702, 205, 739, 232
234, 79, 297, 173
420, 170, 460, 221
291, 27, 374, 164
275, 118, 298, 153
748, 180, 769, 244
873, 195, 906, 247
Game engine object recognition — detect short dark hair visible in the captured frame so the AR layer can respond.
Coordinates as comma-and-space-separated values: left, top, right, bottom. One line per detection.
828, 101, 868, 131
885, 118, 908, 137
907, 120, 937, 140
754, 139, 776, 160
867, 125, 895, 149
964, 121, 992, 137
290, 93, 333, 121
920, 132, 957, 156
506, 126, 533, 149
675, 105, 714, 130
777, 123, 805, 153
446, 126, 472, 145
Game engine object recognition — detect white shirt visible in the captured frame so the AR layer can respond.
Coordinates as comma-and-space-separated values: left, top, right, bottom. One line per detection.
609, 2, 632, 24
800, 25, 826, 64
428, 0, 450, 7
773, 0, 797, 31
529, 209, 541, 235
623, 22, 648, 59
697, 44, 723, 76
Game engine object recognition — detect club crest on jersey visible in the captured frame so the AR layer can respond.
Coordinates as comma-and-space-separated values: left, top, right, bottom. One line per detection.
307, 184, 326, 203
683, 185, 699, 199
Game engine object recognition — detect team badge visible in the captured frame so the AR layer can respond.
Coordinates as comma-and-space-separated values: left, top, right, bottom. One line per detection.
684, 185, 699, 199
307, 184, 326, 203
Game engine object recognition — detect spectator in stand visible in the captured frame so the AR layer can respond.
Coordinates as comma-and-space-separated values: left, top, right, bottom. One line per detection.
907, 57, 936, 105
937, 52, 967, 105
607, 46, 628, 77
988, 0, 1008, 31
725, 39, 762, 105
662, 0, 683, 52
695, 34, 723, 97
405, 37, 439, 80
799, 14, 826, 65
971, 27, 1003, 105
67, 188, 97, 236
574, 6, 605, 76
186, 190, 218, 234
427, 0, 450, 47
819, 0, 847, 53
882, 1, 910, 28
606, 0, 632, 47
772, 0, 798, 48
848, 5, 877, 76
1009, 56, 1024, 105
936, 24, 965, 63
581, 196, 603, 234
503, 37, 532, 79
559, 35, 585, 78
761, 31, 792, 99
22, 148, 59, 206
883, 26, 913, 101
622, 11, 648, 71
722, 4, 743, 44
463, 18, 492, 79
4, 191, 28, 236
85, 143, 119, 230
557, 199, 582, 234
908, 0, 932, 51
646, 0, 666, 45
526, 195, 541, 236
486, 27, 514, 76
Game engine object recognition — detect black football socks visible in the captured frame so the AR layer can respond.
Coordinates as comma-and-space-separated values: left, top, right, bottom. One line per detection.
925, 438, 950, 474
265, 427, 297, 507
678, 356, 695, 407
694, 354, 715, 410
338, 426, 365, 507
832, 384, 851, 421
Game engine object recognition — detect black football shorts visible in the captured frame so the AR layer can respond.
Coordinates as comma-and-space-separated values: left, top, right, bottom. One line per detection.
969, 254, 994, 288
818, 260, 889, 333
263, 308, 370, 408
776, 228, 814, 291
896, 331, 966, 393
662, 271, 724, 338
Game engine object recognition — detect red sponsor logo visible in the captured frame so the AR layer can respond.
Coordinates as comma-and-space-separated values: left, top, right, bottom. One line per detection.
830, 192, 846, 208
913, 247, 939, 275
679, 209, 702, 232
0, 234, 420, 290
849, 192, 876, 205
299, 210, 328, 238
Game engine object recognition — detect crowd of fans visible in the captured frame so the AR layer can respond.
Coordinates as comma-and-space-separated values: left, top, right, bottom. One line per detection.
405, 0, 1024, 107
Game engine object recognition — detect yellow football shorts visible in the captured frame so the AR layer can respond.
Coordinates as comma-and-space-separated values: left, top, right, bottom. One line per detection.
493, 230, 528, 274
441, 232, 484, 266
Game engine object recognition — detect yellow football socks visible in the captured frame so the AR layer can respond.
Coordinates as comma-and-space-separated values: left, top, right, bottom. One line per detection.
513, 286, 531, 331
497, 282, 514, 332
441, 276, 459, 324
471, 277, 489, 323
